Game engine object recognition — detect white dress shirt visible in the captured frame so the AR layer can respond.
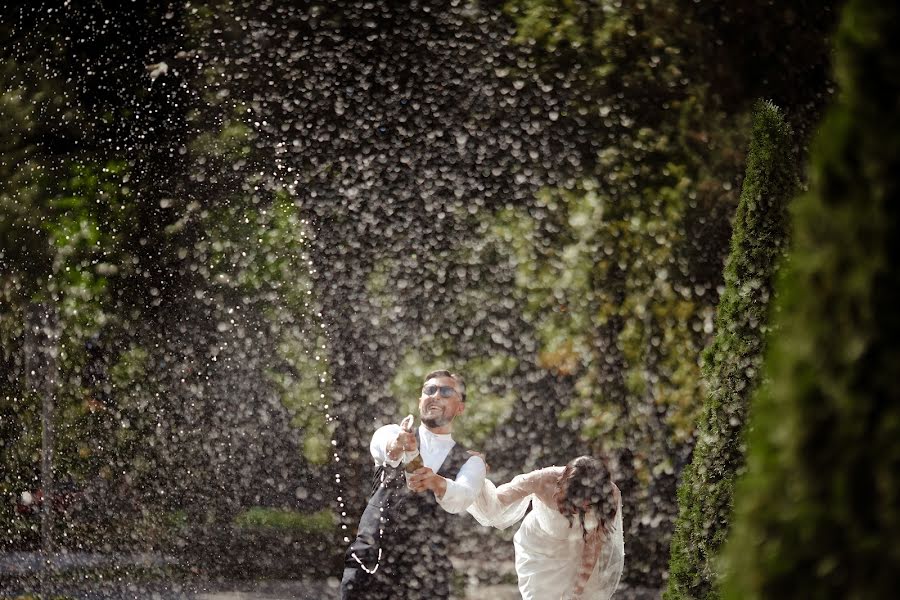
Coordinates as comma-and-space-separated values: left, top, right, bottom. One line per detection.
370, 423, 486, 514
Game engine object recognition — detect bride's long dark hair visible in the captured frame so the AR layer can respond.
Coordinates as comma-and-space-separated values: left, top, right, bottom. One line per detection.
554, 455, 618, 540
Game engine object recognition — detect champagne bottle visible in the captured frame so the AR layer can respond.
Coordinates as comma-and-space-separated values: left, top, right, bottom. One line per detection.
400, 414, 424, 488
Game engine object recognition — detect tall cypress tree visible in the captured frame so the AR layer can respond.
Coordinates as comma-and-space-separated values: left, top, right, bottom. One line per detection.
723, 0, 900, 597
665, 101, 797, 600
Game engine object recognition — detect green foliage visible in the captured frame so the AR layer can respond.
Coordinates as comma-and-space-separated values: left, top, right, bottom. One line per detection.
0, 152, 138, 545
203, 191, 333, 464
0, 56, 82, 282
488, 171, 710, 452
504, 0, 686, 109
189, 115, 253, 160
269, 332, 333, 464
665, 101, 797, 600
233, 507, 335, 533
1, 43, 145, 529
722, 1, 900, 596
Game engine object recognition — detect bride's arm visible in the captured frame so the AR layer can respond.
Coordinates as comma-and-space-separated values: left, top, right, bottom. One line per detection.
468, 467, 558, 529
495, 466, 559, 506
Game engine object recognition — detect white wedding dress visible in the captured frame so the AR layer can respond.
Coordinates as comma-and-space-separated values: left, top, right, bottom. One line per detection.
468, 466, 624, 599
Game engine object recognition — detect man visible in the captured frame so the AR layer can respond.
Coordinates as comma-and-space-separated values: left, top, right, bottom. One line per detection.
341, 369, 487, 600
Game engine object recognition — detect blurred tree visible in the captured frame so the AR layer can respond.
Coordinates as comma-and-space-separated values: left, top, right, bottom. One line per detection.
665, 100, 798, 600
722, 0, 900, 596
0, 1, 190, 549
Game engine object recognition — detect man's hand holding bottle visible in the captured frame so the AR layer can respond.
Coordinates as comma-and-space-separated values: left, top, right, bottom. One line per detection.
388, 414, 448, 498
386, 423, 417, 461
407, 466, 447, 498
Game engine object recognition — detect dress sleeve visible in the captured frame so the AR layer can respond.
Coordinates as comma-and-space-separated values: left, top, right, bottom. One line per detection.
496, 468, 557, 505
466, 468, 556, 530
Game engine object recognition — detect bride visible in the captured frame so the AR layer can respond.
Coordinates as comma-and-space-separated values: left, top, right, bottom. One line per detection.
467, 455, 624, 599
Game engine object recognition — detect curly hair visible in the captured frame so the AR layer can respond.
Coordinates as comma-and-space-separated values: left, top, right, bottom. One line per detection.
554, 455, 618, 540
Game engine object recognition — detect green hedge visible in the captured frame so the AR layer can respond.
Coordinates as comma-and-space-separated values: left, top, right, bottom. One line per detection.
232, 507, 335, 533
665, 100, 797, 600
722, 1, 900, 597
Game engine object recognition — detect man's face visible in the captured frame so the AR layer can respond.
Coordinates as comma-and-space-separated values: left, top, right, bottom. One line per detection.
418, 376, 465, 430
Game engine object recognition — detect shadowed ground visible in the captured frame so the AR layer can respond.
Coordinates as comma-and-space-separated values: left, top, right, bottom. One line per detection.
1, 551, 659, 598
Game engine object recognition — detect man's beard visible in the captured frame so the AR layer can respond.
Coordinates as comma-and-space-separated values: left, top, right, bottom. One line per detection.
422, 413, 451, 428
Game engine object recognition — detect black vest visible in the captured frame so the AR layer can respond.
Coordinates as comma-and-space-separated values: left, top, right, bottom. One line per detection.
346, 431, 470, 573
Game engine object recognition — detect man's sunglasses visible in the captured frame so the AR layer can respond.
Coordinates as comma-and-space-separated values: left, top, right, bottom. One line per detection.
422, 385, 457, 398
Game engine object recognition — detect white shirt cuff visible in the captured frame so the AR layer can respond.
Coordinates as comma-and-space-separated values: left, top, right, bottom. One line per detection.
436, 478, 469, 514
435, 455, 486, 514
